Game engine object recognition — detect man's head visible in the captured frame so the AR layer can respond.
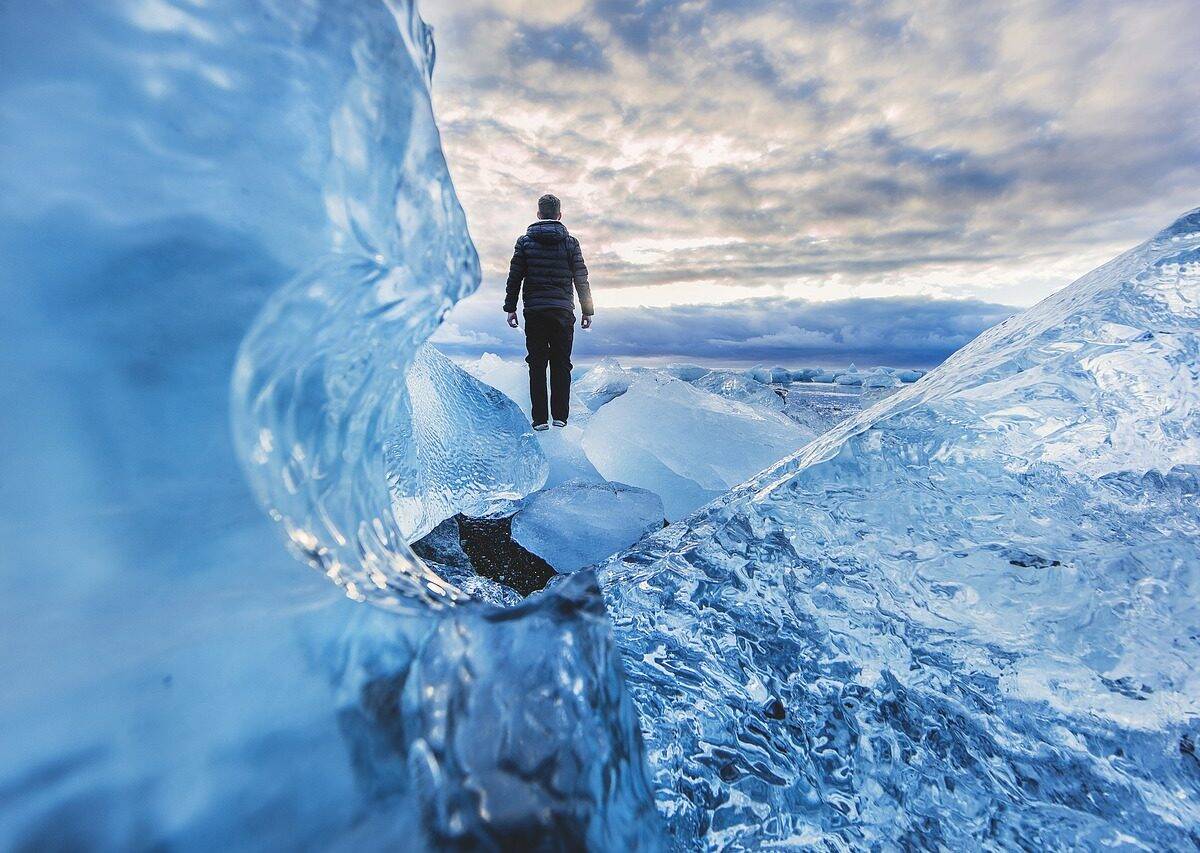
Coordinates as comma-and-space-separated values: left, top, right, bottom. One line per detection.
537, 193, 561, 220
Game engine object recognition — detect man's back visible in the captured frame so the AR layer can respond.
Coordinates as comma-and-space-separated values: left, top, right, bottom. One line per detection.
504, 219, 594, 316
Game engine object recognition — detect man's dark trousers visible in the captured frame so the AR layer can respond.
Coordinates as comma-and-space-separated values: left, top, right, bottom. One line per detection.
524, 307, 574, 425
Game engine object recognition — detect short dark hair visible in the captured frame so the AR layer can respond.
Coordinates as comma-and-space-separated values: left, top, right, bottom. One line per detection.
538, 194, 561, 219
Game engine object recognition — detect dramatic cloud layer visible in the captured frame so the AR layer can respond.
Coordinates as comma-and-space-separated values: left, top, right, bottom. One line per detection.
433, 295, 1014, 367
423, 0, 1199, 364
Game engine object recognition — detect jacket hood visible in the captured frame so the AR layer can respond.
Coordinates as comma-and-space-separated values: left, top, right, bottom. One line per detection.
526, 220, 569, 245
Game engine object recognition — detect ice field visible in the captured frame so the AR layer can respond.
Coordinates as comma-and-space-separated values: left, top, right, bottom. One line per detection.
2, 0, 1198, 849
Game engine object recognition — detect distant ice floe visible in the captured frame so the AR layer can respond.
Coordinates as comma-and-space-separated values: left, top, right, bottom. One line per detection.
741, 362, 927, 386
462, 354, 914, 523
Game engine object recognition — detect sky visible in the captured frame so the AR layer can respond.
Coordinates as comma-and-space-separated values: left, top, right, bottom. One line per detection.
421, 0, 1200, 367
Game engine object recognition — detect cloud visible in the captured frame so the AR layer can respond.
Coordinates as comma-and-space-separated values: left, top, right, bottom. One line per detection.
510, 22, 611, 72
423, 0, 1200, 313
429, 321, 502, 348
435, 291, 1016, 366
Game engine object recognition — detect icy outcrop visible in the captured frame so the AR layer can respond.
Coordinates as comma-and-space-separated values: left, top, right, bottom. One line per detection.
461, 352, 532, 410
512, 479, 665, 573
574, 357, 636, 411
582, 374, 813, 518
788, 367, 822, 381
331, 572, 664, 849
391, 345, 547, 541
660, 362, 710, 382
536, 422, 607, 488
0, 0, 657, 848
743, 364, 791, 384
860, 367, 900, 388
598, 210, 1200, 848
833, 363, 864, 385
463, 353, 602, 487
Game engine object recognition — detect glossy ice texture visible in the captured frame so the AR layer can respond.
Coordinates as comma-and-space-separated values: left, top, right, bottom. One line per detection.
391, 344, 547, 543
462, 353, 602, 488
0, 0, 657, 847
598, 210, 1200, 848
574, 356, 636, 410
512, 479, 666, 572
582, 373, 814, 518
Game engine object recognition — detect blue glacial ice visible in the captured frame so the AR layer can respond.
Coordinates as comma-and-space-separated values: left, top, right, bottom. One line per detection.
390, 344, 547, 542
3, 0, 1200, 849
462, 353, 604, 488
512, 479, 666, 573
582, 372, 815, 518
1, 0, 657, 847
596, 209, 1200, 848
573, 355, 637, 411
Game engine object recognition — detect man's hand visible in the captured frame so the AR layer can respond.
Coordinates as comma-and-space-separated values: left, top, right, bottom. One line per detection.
581, 316, 592, 330
506, 311, 519, 328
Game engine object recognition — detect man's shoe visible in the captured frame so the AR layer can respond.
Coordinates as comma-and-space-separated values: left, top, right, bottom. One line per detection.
552, 419, 567, 428
532, 422, 549, 431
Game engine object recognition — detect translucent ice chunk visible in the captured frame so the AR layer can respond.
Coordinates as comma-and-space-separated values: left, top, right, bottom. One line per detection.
464, 354, 601, 487
462, 352, 532, 411
582, 374, 812, 518
598, 209, 1200, 848
574, 357, 636, 411
861, 368, 900, 388
660, 362, 710, 382
690, 369, 788, 412
512, 479, 665, 572
833, 364, 864, 384
389, 345, 547, 542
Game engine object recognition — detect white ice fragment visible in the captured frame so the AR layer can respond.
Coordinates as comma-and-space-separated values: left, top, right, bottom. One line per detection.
389, 345, 548, 542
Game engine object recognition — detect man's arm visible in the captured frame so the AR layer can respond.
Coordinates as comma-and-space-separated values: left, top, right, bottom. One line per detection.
503, 238, 526, 314
570, 237, 594, 319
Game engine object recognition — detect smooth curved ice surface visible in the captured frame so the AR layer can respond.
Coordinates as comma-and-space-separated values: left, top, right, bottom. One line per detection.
0, 1, 659, 847
390, 345, 547, 542
512, 479, 665, 573
463, 353, 602, 487
597, 210, 1200, 848
583, 373, 814, 518
228, 56, 485, 608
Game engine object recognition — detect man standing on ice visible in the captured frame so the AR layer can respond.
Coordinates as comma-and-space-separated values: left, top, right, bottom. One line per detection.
504, 193, 594, 430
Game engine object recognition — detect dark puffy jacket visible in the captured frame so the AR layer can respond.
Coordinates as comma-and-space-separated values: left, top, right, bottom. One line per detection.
503, 220, 594, 316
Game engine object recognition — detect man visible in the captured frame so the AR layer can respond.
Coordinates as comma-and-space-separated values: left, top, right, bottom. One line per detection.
504, 193, 594, 430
